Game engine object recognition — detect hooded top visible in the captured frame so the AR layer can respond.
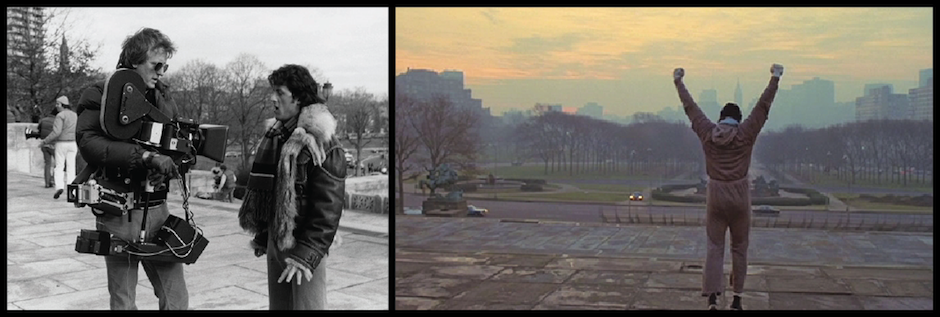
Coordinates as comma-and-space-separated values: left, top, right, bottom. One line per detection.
675, 77, 779, 182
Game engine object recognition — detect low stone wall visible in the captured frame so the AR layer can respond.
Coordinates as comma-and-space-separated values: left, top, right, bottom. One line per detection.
346, 175, 389, 214
7, 123, 46, 176
8, 123, 389, 214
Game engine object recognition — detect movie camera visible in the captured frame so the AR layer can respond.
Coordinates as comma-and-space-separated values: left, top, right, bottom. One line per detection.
68, 68, 227, 264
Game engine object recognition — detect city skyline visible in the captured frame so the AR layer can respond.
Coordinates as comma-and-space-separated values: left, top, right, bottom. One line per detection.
396, 7, 933, 117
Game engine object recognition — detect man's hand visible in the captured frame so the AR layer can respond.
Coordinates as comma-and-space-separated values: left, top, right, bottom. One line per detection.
277, 257, 313, 285
144, 152, 179, 180
674, 68, 685, 80
771, 64, 784, 77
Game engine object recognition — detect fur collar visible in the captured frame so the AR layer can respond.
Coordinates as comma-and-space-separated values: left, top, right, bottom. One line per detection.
272, 104, 337, 251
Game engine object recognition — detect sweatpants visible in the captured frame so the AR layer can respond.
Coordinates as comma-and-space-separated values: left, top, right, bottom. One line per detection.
701, 177, 751, 296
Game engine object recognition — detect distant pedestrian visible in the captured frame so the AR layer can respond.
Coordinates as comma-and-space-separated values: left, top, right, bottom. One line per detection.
26, 110, 57, 188
43, 96, 77, 199
673, 64, 783, 310
217, 165, 236, 202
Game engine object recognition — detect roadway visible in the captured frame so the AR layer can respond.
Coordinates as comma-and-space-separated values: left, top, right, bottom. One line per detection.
401, 192, 932, 231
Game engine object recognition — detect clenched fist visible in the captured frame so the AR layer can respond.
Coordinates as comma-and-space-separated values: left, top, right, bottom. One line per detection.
771, 64, 784, 77
674, 68, 685, 80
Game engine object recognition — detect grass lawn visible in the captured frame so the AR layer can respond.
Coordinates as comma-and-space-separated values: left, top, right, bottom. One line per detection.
785, 169, 933, 193
831, 193, 933, 213
479, 164, 681, 182
571, 183, 647, 193
500, 191, 628, 203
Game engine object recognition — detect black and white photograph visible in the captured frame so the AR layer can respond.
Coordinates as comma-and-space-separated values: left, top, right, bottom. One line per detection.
7, 6, 389, 310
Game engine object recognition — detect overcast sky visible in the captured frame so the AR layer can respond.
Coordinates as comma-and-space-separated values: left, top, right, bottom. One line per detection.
396, 7, 933, 117
49, 7, 388, 97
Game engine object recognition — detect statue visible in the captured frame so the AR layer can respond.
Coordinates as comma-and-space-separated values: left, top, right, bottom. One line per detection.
419, 163, 468, 214
418, 163, 459, 196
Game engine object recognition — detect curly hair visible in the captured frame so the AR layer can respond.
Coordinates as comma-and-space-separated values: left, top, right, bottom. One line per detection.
267, 64, 325, 106
116, 27, 176, 69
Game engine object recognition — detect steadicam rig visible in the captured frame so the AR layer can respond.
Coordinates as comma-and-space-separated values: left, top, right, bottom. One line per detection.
69, 68, 227, 263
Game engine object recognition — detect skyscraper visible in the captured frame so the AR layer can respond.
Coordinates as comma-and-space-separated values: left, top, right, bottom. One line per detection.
856, 85, 910, 121
909, 77, 933, 120
734, 79, 743, 106
919, 68, 933, 88
7, 7, 45, 66
698, 89, 720, 120
395, 68, 489, 116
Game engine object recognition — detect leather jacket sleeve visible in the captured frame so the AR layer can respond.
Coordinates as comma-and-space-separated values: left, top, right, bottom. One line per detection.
286, 140, 347, 271
75, 82, 148, 171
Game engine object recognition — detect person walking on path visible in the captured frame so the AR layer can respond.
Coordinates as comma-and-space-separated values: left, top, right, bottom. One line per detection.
27, 110, 58, 188
673, 63, 783, 310
43, 96, 78, 199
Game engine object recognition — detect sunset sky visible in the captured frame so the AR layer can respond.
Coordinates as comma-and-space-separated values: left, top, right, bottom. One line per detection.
396, 7, 932, 117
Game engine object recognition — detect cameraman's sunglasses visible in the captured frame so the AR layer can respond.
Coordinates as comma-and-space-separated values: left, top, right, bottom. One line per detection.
154, 62, 169, 73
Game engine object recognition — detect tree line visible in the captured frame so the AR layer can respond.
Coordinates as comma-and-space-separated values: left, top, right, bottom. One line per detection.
755, 119, 933, 187
7, 9, 388, 176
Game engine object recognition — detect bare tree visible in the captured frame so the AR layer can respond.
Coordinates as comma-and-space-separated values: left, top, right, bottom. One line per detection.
224, 53, 270, 174
410, 94, 482, 177
333, 87, 378, 176
394, 91, 421, 213
7, 7, 102, 122
163, 59, 229, 125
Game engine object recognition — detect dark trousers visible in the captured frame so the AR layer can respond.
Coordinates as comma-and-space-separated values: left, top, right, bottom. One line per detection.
96, 204, 189, 310
41, 145, 55, 186
266, 229, 328, 310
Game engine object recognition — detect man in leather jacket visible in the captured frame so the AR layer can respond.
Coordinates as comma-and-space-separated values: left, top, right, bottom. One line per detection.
74, 28, 188, 310
238, 64, 346, 310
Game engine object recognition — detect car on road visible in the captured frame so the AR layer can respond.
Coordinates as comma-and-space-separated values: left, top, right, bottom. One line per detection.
752, 205, 780, 217
629, 191, 644, 201
403, 207, 422, 215
467, 204, 488, 217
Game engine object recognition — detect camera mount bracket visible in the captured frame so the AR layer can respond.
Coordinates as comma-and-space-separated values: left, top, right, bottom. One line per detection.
100, 68, 173, 141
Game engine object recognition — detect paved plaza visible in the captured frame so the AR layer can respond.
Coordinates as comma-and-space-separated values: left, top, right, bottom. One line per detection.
396, 216, 933, 310
7, 171, 389, 310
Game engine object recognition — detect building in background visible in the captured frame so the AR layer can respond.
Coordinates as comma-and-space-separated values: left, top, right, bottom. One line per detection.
395, 68, 490, 117
533, 103, 562, 115
909, 69, 933, 121
577, 102, 603, 119
7, 7, 45, 66
856, 85, 910, 121
698, 89, 720, 120
919, 68, 933, 88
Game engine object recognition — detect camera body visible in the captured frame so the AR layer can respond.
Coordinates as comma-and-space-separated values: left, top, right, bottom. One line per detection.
136, 119, 229, 164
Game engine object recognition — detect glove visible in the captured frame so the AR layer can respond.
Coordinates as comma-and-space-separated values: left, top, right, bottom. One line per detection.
674, 68, 685, 80
144, 151, 179, 180
771, 64, 784, 77
249, 238, 266, 257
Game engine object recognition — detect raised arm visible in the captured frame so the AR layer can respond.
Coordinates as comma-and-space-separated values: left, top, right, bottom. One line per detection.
739, 64, 783, 141
674, 68, 714, 140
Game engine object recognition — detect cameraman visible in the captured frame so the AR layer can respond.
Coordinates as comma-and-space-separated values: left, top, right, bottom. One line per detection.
74, 27, 188, 310
239, 64, 346, 310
